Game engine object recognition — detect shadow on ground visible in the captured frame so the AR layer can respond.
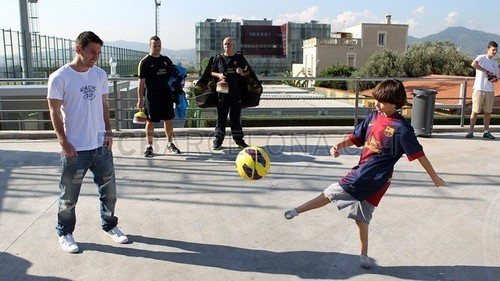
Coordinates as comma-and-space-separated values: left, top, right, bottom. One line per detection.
76, 235, 499, 280
0, 252, 70, 280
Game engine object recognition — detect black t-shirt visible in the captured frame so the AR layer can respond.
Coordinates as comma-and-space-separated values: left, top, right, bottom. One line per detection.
138, 54, 173, 94
213, 53, 248, 95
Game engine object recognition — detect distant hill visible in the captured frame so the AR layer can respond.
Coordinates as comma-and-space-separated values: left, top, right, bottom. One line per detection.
106, 40, 195, 66
408, 26, 500, 57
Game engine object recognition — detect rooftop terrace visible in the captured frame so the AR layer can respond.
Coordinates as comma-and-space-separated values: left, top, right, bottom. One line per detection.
0, 128, 499, 280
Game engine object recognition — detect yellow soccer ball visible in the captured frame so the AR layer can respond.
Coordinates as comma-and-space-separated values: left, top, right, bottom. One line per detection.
235, 146, 271, 180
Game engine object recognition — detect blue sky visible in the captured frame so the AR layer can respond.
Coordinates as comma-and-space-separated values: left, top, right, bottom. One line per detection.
2, 0, 500, 50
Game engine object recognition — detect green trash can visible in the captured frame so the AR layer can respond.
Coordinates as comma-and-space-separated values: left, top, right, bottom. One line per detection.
411, 88, 437, 137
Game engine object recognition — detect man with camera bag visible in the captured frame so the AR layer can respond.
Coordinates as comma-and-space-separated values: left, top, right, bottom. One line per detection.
210, 37, 252, 150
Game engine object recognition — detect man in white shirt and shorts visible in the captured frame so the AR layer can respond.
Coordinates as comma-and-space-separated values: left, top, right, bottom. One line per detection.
467, 41, 498, 139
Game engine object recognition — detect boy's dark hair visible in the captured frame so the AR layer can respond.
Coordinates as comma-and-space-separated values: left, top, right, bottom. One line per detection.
150, 35, 161, 42
76, 31, 103, 49
488, 41, 498, 49
372, 79, 407, 109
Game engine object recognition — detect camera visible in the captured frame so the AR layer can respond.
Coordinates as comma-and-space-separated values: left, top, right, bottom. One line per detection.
487, 73, 497, 81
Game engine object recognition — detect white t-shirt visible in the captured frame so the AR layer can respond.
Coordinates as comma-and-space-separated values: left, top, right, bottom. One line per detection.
473, 54, 499, 92
47, 64, 109, 151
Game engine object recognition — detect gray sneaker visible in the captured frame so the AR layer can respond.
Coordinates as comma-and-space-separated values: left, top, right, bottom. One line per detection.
360, 255, 371, 269
465, 131, 473, 138
284, 208, 298, 220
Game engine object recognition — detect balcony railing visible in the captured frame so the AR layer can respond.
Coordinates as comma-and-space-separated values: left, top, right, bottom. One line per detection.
0, 76, 480, 132
303, 37, 361, 47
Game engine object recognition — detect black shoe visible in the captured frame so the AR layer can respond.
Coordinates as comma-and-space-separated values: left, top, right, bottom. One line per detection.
483, 132, 495, 139
212, 143, 222, 150
144, 146, 153, 157
235, 140, 249, 148
167, 143, 181, 154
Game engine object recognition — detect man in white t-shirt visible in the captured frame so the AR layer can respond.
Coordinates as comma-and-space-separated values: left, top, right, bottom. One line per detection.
467, 41, 498, 139
47, 31, 128, 253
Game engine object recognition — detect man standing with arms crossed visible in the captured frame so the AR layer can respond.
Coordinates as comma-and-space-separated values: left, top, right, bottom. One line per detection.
467, 41, 498, 139
137, 35, 181, 157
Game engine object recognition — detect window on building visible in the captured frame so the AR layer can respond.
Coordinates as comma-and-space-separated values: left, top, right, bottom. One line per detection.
377, 31, 387, 46
347, 54, 355, 67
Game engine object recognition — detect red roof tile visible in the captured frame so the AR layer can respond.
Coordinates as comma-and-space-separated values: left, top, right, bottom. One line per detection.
360, 74, 500, 105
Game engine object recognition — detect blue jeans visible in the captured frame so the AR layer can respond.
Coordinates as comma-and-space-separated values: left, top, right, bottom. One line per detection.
56, 146, 118, 236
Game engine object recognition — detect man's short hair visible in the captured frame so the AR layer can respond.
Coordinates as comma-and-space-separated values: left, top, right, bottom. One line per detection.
76, 31, 103, 49
150, 35, 161, 42
488, 41, 498, 49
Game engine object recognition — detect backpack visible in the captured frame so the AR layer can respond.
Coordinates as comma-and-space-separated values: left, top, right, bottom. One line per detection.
168, 65, 189, 118
193, 56, 219, 108
238, 57, 262, 108
193, 53, 263, 108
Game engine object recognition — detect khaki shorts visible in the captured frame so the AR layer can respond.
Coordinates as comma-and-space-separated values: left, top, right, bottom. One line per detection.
323, 182, 375, 224
472, 89, 494, 114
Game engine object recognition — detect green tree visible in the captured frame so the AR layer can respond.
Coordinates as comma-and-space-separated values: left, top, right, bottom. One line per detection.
186, 66, 197, 75
316, 64, 356, 90
356, 49, 404, 77
353, 41, 474, 91
354, 49, 404, 90
400, 41, 473, 77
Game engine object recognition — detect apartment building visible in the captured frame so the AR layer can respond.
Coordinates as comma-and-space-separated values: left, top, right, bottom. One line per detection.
195, 18, 331, 74
240, 19, 287, 75
301, 15, 408, 78
195, 18, 241, 73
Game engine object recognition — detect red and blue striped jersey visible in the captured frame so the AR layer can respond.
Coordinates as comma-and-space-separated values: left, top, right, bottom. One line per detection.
339, 110, 424, 206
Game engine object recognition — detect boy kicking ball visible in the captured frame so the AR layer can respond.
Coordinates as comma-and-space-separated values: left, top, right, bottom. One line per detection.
284, 79, 446, 268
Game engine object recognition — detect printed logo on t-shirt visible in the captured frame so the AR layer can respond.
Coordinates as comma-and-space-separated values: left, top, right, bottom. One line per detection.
384, 126, 395, 137
81, 85, 97, 100
157, 68, 168, 76
365, 136, 381, 154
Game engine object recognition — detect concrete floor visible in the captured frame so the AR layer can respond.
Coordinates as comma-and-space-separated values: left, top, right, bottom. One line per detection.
0, 128, 499, 280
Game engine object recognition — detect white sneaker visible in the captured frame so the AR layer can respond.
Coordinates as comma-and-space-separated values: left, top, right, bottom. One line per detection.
360, 254, 371, 269
105, 226, 128, 244
59, 233, 79, 253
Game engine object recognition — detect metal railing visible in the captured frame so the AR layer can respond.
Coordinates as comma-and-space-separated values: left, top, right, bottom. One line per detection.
0, 76, 477, 131
0, 29, 147, 78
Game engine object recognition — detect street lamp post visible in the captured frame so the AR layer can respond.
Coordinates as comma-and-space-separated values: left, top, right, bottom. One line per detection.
154, 0, 161, 36
19, 0, 34, 78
